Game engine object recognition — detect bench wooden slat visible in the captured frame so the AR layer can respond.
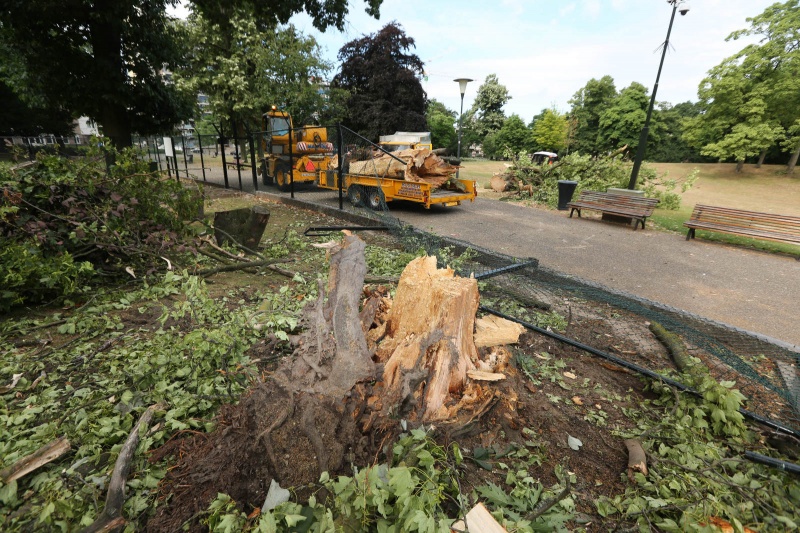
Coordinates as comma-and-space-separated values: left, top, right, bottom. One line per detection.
684, 204, 800, 246
566, 191, 660, 230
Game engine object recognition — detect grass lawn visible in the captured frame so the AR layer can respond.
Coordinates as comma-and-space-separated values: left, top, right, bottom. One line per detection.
461, 159, 800, 258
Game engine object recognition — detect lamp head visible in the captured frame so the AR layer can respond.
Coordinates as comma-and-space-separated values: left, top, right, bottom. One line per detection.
454, 78, 473, 96
678, 1, 690, 15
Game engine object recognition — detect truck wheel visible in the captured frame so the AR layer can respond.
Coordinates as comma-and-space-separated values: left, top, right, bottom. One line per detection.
347, 184, 365, 207
366, 187, 385, 211
275, 168, 291, 192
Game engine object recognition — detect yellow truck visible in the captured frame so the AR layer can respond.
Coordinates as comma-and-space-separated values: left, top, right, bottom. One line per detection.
261, 110, 476, 209
260, 107, 333, 191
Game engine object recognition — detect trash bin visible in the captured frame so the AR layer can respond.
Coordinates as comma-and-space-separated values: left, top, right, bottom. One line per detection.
557, 180, 578, 210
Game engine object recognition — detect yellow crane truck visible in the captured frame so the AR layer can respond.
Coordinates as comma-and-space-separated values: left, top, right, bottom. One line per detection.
261, 107, 333, 191
260, 109, 477, 209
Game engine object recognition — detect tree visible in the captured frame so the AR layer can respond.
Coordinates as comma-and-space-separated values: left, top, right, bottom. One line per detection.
647, 101, 706, 163
568, 76, 617, 156
484, 114, 532, 159
332, 23, 427, 140
464, 74, 511, 147
0, 0, 383, 147
177, 12, 334, 138
426, 99, 457, 152
683, 0, 800, 172
531, 108, 569, 153
597, 82, 652, 154
683, 61, 783, 171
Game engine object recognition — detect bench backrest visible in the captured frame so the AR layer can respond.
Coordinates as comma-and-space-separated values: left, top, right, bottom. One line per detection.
689, 204, 800, 236
574, 191, 660, 211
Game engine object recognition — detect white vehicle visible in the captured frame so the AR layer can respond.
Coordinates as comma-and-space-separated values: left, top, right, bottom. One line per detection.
532, 151, 558, 165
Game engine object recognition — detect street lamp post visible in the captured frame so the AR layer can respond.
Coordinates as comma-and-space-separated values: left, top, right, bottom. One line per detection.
454, 78, 473, 179
627, 0, 689, 190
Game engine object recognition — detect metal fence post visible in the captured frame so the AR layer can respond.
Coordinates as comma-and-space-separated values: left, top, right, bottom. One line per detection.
337, 123, 344, 210
181, 135, 189, 179
198, 134, 207, 182
248, 133, 258, 192
220, 134, 229, 189
288, 127, 294, 198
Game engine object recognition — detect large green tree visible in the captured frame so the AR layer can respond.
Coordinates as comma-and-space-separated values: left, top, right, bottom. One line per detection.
597, 82, 652, 154
483, 114, 532, 159
426, 99, 457, 152
332, 23, 427, 140
683, 0, 800, 172
0, 0, 382, 147
177, 12, 335, 136
532, 108, 569, 153
568, 75, 617, 156
647, 101, 706, 163
464, 74, 511, 148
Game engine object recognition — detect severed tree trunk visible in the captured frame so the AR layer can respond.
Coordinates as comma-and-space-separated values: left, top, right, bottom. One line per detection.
213, 206, 270, 252
373, 256, 480, 421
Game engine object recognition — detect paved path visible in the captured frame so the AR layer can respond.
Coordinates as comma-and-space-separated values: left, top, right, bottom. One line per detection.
204, 173, 800, 349
386, 198, 800, 348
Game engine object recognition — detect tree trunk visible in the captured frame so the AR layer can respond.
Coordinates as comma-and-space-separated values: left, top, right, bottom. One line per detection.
788, 142, 800, 175
756, 149, 767, 168
213, 206, 270, 251
736, 159, 745, 172
374, 256, 480, 421
91, 13, 132, 148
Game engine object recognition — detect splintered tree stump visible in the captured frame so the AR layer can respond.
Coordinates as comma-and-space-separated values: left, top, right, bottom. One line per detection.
376, 256, 480, 421
213, 205, 270, 251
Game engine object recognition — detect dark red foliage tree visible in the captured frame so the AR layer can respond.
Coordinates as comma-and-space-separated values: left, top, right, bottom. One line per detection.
332, 22, 427, 140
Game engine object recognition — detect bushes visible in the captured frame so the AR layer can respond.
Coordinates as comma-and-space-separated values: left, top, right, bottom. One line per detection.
503, 152, 697, 210
0, 142, 202, 310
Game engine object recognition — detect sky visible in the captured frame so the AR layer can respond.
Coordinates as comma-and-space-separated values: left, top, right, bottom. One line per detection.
288, 0, 776, 122
171, 1, 777, 122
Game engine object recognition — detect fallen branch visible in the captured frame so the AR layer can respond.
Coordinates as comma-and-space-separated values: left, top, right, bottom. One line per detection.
80, 403, 165, 533
649, 321, 693, 372
526, 475, 571, 521
0, 436, 70, 483
196, 258, 286, 277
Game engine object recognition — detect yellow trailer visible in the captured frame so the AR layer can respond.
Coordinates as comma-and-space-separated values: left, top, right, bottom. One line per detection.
317, 170, 477, 210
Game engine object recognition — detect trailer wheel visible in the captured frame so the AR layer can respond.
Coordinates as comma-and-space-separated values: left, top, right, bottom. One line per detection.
275, 167, 291, 192
366, 187, 385, 211
347, 184, 365, 207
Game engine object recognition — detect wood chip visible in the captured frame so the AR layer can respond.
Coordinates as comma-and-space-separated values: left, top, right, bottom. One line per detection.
563, 371, 577, 379
572, 396, 583, 405
452, 502, 508, 533
467, 370, 506, 382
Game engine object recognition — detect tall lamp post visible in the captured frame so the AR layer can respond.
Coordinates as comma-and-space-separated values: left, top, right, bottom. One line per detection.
454, 78, 473, 179
628, 0, 690, 190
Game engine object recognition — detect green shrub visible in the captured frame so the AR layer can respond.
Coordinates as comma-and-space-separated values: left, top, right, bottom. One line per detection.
0, 141, 202, 310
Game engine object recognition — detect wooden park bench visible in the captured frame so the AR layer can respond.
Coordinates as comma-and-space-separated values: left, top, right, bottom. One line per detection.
684, 204, 800, 246
567, 191, 660, 230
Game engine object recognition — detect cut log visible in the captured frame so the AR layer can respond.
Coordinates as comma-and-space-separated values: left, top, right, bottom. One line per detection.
376, 256, 480, 421
624, 438, 648, 480
489, 174, 509, 192
347, 148, 459, 189
0, 436, 70, 483
474, 315, 525, 348
213, 205, 270, 251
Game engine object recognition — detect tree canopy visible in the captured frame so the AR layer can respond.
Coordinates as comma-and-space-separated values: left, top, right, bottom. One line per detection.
465, 74, 511, 145
597, 82, 652, 154
332, 22, 427, 140
0, 0, 383, 146
568, 75, 617, 156
531, 108, 569, 154
177, 11, 335, 137
426, 99, 457, 152
682, 0, 800, 172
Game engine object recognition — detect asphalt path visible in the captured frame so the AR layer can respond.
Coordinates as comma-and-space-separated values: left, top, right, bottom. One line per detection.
218, 173, 799, 349
381, 197, 800, 349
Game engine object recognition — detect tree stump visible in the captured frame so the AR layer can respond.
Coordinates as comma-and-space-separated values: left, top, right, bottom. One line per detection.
213, 205, 270, 251
375, 256, 480, 421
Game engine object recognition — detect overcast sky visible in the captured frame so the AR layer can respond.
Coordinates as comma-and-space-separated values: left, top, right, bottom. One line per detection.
170, 1, 776, 122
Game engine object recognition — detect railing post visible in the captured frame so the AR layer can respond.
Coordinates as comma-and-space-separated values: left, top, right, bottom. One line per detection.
248, 133, 258, 192
337, 124, 344, 210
